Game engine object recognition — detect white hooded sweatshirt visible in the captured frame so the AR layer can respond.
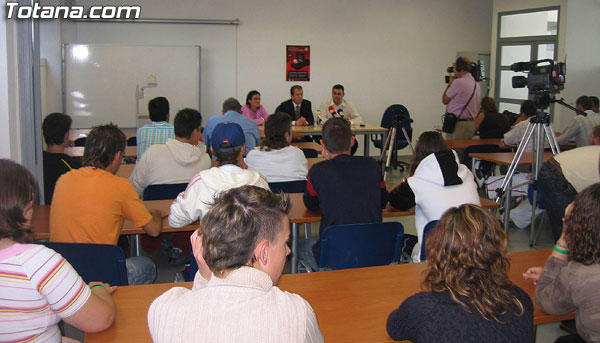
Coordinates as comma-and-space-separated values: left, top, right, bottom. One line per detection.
407, 150, 480, 261
168, 164, 270, 228
130, 138, 212, 197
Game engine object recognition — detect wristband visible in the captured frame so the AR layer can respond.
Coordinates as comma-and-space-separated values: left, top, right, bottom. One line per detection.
553, 245, 569, 254
90, 285, 106, 291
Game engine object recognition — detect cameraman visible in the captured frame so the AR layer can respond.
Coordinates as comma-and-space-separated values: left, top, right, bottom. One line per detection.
442, 56, 481, 139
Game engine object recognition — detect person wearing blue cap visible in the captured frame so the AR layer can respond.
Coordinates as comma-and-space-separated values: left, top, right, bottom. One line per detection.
168, 122, 270, 228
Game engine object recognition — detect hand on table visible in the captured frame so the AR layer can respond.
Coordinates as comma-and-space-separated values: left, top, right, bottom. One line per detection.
523, 267, 543, 285
296, 117, 308, 126
89, 281, 117, 294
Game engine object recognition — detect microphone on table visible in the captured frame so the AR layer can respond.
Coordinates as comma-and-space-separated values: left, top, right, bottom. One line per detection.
337, 108, 344, 118
328, 106, 335, 117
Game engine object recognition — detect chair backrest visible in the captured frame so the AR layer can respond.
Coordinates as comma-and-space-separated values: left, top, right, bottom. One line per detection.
420, 220, 439, 261
462, 144, 501, 170
143, 183, 188, 200
300, 148, 318, 158
268, 180, 307, 193
318, 222, 404, 270
40, 242, 128, 286
381, 104, 413, 143
73, 137, 86, 147
127, 136, 137, 146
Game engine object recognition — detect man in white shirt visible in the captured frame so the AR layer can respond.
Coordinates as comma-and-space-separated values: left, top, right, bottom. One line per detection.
503, 99, 550, 152
557, 96, 600, 147
318, 84, 362, 155
130, 108, 211, 197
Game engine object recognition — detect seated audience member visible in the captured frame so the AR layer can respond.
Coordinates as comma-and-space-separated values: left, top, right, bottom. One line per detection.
318, 84, 362, 155
0, 159, 116, 341
387, 204, 534, 343
169, 122, 269, 228
300, 118, 387, 270
388, 131, 480, 262
524, 183, 600, 343
41, 112, 81, 205
50, 124, 163, 285
474, 97, 510, 138
503, 99, 550, 152
241, 90, 269, 125
130, 108, 211, 197
557, 95, 600, 147
148, 186, 324, 343
538, 128, 600, 241
204, 97, 260, 157
137, 96, 175, 159
589, 95, 598, 113
245, 112, 308, 182
276, 84, 315, 127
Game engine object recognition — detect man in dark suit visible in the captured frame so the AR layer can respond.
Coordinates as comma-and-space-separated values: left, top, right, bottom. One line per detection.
276, 85, 315, 126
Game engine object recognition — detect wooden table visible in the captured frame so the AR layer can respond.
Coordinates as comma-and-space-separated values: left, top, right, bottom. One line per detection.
116, 158, 325, 179
292, 141, 323, 153
291, 124, 387, 156
445, 138, 510, 150
64, 145, 137, 159
85, 248, 573, 343
287, 193, 499, 273
258, 125, 304, 139
31, 200, 198, 256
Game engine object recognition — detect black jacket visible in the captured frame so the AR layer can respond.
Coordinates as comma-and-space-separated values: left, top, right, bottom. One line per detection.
276, 99, 315, 125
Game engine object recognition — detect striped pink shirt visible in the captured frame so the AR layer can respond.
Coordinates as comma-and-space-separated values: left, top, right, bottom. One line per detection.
0, 244, 91, 342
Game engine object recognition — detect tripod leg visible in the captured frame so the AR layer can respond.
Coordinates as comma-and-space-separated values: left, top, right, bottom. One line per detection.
401, 127, 414, 153
379, 127, 392, 162
529, 122, 547, 246
546, 124, 561, 155
497, 122, 535, 201
383, 127, 397, 181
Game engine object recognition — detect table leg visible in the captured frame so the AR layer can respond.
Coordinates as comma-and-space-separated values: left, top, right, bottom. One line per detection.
291, 222, 299, 274
130, 234, 141, 257
364, 134, 370, 157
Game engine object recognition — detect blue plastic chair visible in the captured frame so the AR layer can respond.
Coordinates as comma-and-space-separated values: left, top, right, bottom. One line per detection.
318, 222, 404, 270
300, 148, 318, 158
420, 220, 439, 261
40, 242, 128, 286
269, 180, 307, 193
143, 183, 188, 200
527, 183, 545, 209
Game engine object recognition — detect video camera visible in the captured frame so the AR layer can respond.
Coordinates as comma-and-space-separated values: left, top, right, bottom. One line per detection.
445, 59, 485, 83
511, 59, 565, 94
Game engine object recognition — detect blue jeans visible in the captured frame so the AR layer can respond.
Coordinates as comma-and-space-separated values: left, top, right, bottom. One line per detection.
126, 256, 157, 285
538, 159, 577, 242
297, 239, 320, 272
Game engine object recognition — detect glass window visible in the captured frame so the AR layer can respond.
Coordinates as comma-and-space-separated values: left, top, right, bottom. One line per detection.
537, 44, 555, 60
500, 10, 558, 38
501, 45, 531, 66
500, 71, 528, 100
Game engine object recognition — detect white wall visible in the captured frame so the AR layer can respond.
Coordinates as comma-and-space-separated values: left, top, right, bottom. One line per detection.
0, 8, 21, 160
40, 0, 493, 154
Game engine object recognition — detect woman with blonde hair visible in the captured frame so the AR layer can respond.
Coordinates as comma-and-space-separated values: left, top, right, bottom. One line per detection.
387, 204, 534, 342
524, 182, 600, 342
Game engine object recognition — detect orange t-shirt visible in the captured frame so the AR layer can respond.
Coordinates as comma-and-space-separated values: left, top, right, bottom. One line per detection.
49, 167, 152, 245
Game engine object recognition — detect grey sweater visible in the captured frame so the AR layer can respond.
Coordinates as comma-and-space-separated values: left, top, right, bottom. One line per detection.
536, 256, 600, 343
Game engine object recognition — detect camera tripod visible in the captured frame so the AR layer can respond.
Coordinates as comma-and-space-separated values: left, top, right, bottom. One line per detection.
495, 108, 560, 246
379, 116, 414, 182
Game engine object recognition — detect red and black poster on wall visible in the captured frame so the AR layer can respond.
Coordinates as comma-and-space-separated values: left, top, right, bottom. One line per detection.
286, 45, 310, 81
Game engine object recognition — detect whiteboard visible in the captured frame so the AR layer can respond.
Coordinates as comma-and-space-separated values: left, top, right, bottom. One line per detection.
63, 44, 200, 129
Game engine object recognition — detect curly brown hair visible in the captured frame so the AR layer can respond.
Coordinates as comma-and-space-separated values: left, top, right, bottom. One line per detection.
259, 112, 291, 152
0, 159, 38, 243
564, 182, 600, 265
423, 204, 525, 323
